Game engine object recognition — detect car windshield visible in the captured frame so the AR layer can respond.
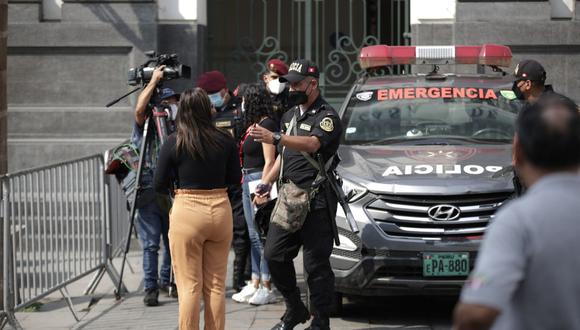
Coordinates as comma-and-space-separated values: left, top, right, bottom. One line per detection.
341, 86, 519, 145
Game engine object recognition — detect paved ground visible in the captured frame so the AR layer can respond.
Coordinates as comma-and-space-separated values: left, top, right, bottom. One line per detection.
9, 249, 455, 330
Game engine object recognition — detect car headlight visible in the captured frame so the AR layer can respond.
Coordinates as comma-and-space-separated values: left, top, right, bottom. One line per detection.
341, 177, 368, 202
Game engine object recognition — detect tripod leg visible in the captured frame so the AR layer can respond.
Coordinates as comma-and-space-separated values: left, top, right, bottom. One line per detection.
114, 213, 137, 299
115, 117, 151, 300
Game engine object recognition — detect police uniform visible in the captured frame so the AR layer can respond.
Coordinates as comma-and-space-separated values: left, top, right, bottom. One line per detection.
264, 62, 343, 328
213, 92, 244, 141
198, 71, 250, 291
510, 60, 554, 196
212, 92, 250, 289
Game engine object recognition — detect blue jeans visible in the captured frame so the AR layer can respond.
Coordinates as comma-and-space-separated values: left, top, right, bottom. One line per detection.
241, 170, 271, 282
136, 198, 171, 290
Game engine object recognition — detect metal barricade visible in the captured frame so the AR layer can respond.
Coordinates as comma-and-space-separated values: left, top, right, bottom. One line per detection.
0, 154, 119, 328
105, 175, 130, 259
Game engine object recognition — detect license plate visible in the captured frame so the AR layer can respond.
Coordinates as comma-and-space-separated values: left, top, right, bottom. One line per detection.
423, 252, 469, 277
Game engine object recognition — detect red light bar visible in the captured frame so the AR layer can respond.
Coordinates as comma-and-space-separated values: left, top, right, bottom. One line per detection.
359, 44, 512, 69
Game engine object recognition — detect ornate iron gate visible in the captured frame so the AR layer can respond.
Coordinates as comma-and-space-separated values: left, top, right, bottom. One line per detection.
208, 0, 410, 101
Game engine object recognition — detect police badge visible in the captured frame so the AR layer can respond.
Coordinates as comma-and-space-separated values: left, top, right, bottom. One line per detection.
320, 117, 334, 132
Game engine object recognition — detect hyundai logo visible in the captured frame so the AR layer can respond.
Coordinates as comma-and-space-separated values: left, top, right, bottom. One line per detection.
427, 204, 461, 221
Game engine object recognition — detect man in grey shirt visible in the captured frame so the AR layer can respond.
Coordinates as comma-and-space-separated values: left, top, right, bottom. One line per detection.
453, 93, 580, 330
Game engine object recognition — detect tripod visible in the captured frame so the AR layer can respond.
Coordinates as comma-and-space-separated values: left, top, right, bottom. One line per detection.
107, 85, 174, 300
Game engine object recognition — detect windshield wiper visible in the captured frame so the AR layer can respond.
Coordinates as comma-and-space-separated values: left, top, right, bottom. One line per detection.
364, 135, 510, 146
453, 137, 512, 145
362, 136, 417, 145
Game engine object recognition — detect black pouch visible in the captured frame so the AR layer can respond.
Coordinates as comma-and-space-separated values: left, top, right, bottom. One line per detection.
254, 198, 277, 240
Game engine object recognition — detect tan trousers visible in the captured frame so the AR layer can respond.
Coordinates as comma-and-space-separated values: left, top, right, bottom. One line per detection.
169, 189, 233, 330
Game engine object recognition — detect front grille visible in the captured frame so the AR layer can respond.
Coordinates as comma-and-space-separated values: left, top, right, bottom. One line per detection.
366, 192, 512, 238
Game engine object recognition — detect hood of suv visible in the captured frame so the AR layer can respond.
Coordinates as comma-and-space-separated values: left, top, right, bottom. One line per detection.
338, 144, 514, 195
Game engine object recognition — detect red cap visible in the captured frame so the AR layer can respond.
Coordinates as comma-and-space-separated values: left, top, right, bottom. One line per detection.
197, 70, 227, 94
267, 59, 289, 76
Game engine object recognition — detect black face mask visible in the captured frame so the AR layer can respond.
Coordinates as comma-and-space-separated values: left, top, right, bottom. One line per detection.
512, 81, 526, 100
287, 81, 313, 108
287, 91, 308, 108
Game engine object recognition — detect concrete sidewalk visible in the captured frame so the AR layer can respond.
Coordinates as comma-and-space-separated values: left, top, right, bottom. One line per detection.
9, 249, 453, 330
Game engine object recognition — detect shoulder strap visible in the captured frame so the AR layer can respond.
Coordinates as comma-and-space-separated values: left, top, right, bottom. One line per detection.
279, 109, 335, 183
278, 111, 298, 182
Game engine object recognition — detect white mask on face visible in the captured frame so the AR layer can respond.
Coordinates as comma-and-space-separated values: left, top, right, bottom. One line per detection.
169, 104, 178, 121
267, 79, 286, 95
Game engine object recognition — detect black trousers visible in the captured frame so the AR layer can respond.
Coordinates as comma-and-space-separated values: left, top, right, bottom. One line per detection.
229, 184, 251, 291
264, 208, 335, 319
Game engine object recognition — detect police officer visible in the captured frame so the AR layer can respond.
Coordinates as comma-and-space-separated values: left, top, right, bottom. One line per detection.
263, 59, 291, 121
250, 59, 342, 330
197, 71, 250, 292
511, 59, 553, 105
508, 59, 554, 196
197, 70, 244, 140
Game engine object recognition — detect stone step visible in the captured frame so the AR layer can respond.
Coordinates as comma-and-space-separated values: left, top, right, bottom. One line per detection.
8, 106, 134, 138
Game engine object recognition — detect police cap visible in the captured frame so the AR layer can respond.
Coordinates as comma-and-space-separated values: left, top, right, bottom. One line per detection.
197, 70, 227, 94
514, 59, 546, 83
279, 59, 320, 83
267, 59, 289, 76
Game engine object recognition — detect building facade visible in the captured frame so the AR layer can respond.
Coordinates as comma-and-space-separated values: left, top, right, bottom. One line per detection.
6, 0, 205, 171
6, 0, 579, 171
412, 0, 579, 99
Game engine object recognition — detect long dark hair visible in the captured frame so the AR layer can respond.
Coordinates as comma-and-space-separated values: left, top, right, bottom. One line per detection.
176, 88, 230, 160
243, 83, 274, 129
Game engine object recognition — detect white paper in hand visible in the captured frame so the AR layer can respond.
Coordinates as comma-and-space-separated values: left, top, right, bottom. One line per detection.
248, 180, 277, 211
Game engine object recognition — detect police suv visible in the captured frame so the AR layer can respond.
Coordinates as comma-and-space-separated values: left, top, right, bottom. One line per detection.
330, 44, 519, 312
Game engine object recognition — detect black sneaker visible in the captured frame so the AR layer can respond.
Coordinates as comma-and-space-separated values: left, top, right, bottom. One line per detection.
160, 283, 178, 299
143, 288, 159, 306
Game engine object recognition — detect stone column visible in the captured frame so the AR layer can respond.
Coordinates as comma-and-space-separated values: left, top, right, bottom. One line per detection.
157, 0, 207, 92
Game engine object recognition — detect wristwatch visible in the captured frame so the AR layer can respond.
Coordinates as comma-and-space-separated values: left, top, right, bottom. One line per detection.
272, 132, 282, 145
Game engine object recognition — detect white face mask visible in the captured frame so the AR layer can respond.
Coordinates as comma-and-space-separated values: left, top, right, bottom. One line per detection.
267, 79, 286, 95
169, 104, 178, 121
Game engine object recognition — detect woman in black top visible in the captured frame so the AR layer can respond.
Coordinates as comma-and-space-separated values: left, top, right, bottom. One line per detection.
231, 84, 279, 305
155, 88, 241, 330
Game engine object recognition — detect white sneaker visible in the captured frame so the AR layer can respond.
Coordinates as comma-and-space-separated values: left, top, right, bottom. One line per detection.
248, 287, 277, 305
232, 283, 257, 303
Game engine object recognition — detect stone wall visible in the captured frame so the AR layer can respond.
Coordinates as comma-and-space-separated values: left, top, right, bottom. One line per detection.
7, 0, 204, 171
412, 1, 580, 101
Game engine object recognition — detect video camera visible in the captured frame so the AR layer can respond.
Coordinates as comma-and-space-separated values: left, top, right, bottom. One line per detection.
127, 51, 191, 86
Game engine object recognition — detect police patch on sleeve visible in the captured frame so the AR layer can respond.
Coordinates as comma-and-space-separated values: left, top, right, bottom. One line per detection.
500, 90, 517, 100
320, 117, 334, 132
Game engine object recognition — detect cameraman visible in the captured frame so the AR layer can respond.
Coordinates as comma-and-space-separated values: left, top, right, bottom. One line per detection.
132, 66, 177, 306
